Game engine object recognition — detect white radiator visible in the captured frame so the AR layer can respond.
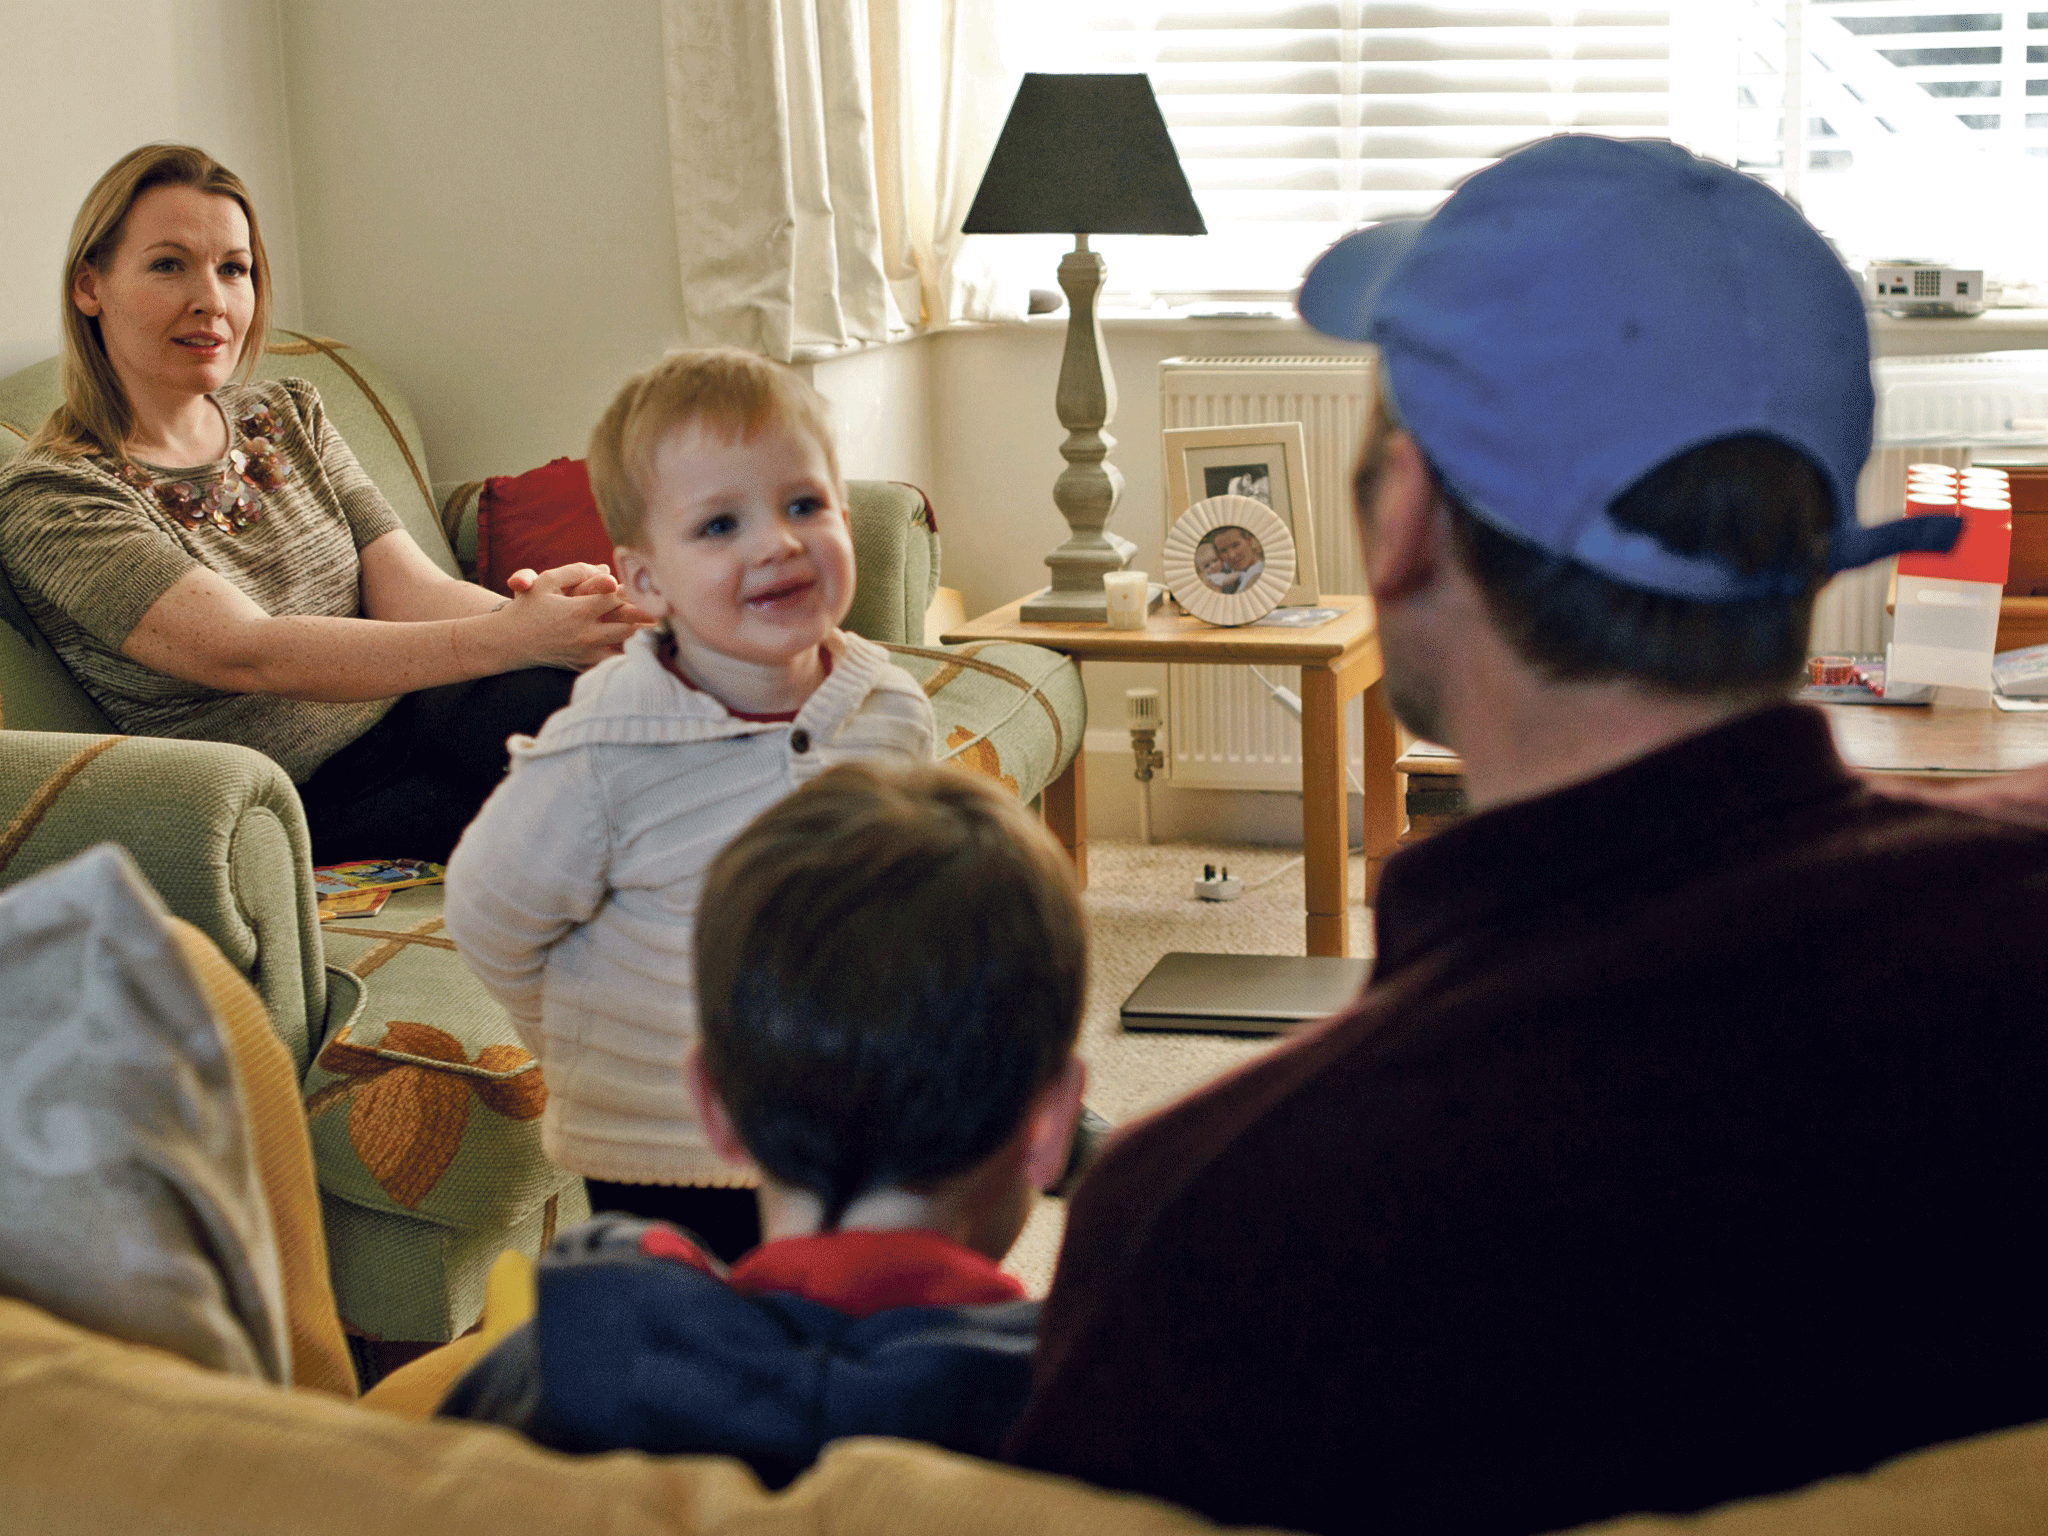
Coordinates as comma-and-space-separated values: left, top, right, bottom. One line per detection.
1160, 356, 1374, 791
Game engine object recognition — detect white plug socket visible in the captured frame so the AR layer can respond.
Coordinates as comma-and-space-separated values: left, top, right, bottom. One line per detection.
1193, 864, 1242, 901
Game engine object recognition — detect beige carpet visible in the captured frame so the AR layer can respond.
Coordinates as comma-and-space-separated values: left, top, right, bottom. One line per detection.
1000, 838, 1375, 1296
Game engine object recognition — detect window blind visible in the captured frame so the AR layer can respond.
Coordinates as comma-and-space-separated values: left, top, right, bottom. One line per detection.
1024, 1, 2048, 298
1730, 0, 2048, 286
1065, 3, 1671, 295
1742, 2, 2048, 168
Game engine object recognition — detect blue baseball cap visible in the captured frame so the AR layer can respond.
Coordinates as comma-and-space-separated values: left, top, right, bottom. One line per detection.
1297, 135, 1960, 600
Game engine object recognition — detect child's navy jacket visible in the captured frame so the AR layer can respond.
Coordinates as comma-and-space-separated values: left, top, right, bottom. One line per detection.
440, 1215, 1039, 1486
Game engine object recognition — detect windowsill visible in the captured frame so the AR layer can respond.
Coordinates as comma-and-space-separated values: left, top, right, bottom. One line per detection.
915, 306, 2048, 351
928, 307, 1311, 334
803, 309, 1317, 363
1871, 308, 2048, 355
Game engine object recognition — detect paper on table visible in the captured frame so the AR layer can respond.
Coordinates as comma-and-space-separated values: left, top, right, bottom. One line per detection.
1251, 607, 1341, 628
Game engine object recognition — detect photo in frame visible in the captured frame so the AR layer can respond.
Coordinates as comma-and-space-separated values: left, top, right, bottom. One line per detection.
1163, 495, 1297, 627
1163, 422, 1319, 606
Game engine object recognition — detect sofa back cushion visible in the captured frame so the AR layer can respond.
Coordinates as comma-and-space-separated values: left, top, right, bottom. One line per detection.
473, 456, 615, 596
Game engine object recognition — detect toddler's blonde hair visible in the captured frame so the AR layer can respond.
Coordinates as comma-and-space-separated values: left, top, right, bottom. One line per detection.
587, 347, 840, 548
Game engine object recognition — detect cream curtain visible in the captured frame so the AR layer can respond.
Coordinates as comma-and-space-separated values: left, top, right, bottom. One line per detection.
868, 0, 1026, 330
659, 0, 1024, 363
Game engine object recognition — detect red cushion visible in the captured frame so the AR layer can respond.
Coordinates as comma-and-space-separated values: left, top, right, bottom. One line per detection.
475, 457, 616, 596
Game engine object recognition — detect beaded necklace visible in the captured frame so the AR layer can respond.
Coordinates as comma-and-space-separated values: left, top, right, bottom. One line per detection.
111, 402, 296, 535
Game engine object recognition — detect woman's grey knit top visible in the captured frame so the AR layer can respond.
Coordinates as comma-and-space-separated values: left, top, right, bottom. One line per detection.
0, 378, 403, 782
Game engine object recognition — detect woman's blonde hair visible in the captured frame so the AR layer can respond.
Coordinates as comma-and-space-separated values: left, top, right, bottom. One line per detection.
29, 144, 271, 458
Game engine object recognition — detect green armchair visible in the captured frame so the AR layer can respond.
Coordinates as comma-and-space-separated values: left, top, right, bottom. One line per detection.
0, 335, 1082, 1347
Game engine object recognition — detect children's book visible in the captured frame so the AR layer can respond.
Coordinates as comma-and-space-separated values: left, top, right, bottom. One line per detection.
312, 859, 444, 919
318, 887, 391, 919
1795, 655, 1934, 706
1992, 641, 2048, 699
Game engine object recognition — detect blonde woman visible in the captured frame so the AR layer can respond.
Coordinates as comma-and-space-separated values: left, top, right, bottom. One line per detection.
0, 145, 647, 862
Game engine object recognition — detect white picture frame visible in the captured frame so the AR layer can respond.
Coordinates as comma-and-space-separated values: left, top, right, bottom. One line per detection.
1163, 421, 1319, 606
1163, 496, 1297, 627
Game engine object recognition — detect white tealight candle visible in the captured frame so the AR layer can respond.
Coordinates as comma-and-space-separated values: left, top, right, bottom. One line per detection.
1104, 570, 1149, 629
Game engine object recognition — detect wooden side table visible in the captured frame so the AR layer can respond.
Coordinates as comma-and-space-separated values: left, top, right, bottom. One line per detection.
942, 594, 1399, 958
1394, 734, 1467, 846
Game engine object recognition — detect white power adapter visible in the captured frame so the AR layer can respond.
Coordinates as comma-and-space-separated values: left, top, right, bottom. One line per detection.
1193, 863, 1242, 901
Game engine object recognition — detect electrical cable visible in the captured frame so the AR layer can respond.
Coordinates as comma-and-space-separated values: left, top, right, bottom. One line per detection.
1244, 855, 1303, 891
1248, 666, 1370, 801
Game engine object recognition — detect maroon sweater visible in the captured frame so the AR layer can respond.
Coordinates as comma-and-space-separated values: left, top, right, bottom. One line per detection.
1009, 705, 2048, 1536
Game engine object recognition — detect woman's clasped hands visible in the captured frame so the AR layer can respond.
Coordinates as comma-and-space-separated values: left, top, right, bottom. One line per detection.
500, 562, 655, 670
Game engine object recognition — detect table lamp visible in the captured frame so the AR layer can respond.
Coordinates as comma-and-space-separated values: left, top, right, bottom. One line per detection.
963, 73, 1206, 621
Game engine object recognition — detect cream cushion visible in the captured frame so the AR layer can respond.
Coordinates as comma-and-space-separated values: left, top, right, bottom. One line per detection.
0, 844, 288, 1381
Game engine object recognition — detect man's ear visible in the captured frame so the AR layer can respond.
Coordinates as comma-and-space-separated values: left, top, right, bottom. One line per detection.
1357, 430, 1444, 603
683, 1045, 752, 1167
1021, 1056, 1088, 1193
72, 266, 102, 318
613, 544, 670, 620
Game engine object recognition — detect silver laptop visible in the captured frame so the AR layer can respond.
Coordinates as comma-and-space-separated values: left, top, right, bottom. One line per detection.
1120, 952, 1371, 1037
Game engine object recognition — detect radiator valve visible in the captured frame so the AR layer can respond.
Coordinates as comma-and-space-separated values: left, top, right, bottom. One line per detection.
1126, 687, 1166, 845
1125, 686, 1165, 781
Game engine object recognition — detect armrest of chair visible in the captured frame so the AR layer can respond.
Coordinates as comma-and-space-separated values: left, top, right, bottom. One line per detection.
844, 481, 942, 646
0, 731, 326, 1068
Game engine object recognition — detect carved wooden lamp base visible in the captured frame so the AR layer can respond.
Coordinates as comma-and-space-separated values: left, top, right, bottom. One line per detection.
956, 74, 1208, 624
1017, 240, 1141, 624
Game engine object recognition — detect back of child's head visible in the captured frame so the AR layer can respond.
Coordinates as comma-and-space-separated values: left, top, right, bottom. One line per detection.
694, 762, 1087, 1228
587, 346, 840, 549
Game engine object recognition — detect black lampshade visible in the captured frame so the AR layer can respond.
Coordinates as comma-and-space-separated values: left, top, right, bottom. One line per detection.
962, 74, 1207, 237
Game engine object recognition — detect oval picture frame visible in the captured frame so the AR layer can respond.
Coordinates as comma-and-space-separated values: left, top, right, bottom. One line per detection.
1163, 495, 1297, 627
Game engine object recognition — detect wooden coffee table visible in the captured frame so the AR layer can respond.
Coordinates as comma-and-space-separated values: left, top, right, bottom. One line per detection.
1819, 698, 2048, 782
942, 594, 1398, 959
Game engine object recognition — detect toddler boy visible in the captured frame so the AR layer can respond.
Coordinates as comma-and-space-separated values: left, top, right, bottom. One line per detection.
444, 349, 936, 1254
441, 762, 1089, 1482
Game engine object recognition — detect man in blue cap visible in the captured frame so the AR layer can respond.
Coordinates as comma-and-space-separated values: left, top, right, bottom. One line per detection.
1007, 136, 2048, 1536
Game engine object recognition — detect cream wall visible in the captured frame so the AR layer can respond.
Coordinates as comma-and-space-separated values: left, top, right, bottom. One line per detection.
809, 341, 934, 488
0, 0, 304, 378
279, 0, 936, 486
278, 0, 685, 481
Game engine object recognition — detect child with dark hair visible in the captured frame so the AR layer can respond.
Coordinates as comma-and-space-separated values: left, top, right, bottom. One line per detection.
440, 761, 1089, 1484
